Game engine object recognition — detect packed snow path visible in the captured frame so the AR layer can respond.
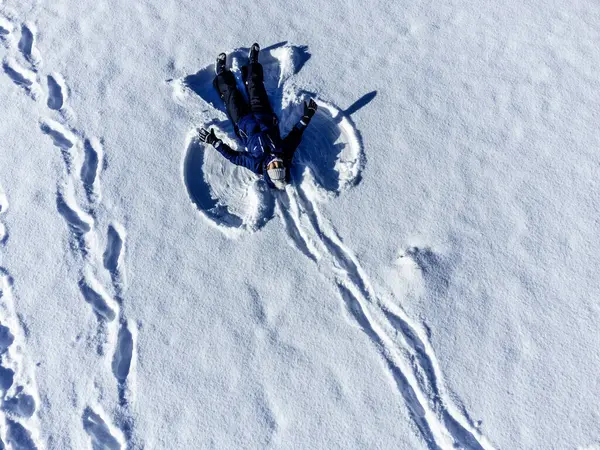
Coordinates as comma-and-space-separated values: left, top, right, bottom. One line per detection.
176, 44, 492, 449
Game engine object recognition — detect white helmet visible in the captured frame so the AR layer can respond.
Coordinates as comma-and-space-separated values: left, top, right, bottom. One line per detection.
266, 157, 287, 189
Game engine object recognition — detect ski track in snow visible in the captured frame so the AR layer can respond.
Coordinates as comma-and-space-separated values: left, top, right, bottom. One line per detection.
177, 44, 493, 449
0, 182, 41, 449
0, 14, 135, 449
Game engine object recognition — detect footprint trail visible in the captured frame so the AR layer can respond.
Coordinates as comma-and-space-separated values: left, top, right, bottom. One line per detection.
0, 182, 41, 449
1, 13, 137, 447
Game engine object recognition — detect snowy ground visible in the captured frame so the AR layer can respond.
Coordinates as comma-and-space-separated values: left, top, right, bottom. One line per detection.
0, 0, 600, 448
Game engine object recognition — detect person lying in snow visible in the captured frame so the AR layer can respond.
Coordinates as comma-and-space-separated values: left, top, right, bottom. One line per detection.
198, 43, 318, 190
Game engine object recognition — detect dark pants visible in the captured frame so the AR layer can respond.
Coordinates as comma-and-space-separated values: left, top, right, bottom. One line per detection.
242, 63, 273, 115
213, 63, 273, 127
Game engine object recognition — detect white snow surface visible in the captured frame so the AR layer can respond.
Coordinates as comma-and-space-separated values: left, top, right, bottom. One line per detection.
0, 0, 599, 448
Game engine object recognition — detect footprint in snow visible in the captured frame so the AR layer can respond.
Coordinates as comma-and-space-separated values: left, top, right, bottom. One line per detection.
103, 223, 124, 282
5, 418, 37, 449
3, 386, 36, 418
39, 119, 76, 151
47, 73, 66, 110
112, 321, 133, 383
18, 23, 42, 69
2, 57, 41, 99
0, 323, 15, 354
78, 277, 117, 322
0, 222, 7, 245
82, 407, 123, 450
81, 138, 103, 202
0, 366, 15, 391
177, 43, 374, 235
0, 16, 15, 47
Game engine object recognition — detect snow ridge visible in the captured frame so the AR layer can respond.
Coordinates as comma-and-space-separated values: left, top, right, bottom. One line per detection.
176, 44, 493, 449
0, 13, 134, 449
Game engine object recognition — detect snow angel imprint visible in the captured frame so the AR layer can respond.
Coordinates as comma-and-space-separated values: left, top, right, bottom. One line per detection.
179, 43, 370, 235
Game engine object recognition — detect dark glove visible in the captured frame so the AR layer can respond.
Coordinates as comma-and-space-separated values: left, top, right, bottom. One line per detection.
302, 99, 318, 123
198, 128, 220, 147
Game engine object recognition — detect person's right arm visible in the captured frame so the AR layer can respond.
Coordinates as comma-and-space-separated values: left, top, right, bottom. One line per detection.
198, 128, 261, 174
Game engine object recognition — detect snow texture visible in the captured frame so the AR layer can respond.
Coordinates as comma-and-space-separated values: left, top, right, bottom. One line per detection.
0, 0, 600, 449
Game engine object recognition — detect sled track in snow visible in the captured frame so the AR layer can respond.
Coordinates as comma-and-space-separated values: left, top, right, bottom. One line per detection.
0, 14, 136, 448
177, 44, 493, 449
0, 182, 41, 449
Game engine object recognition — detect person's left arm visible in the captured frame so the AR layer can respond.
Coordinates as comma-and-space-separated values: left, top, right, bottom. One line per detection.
282, 99, 318, 159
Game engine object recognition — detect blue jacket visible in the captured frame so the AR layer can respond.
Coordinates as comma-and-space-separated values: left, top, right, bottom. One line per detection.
213, 113, 309, 187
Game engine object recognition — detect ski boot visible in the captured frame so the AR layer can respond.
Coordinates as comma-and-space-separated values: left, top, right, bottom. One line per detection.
248, 43, 260, 64
215, 53, 227, 75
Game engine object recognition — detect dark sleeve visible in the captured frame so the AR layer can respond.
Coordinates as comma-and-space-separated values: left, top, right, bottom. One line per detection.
213, 141, 262, 174
282, 118, 310, 160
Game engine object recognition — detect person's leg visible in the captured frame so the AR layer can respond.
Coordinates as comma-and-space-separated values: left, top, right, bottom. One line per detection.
242, 63, 273, 115
213, 70, 250, 125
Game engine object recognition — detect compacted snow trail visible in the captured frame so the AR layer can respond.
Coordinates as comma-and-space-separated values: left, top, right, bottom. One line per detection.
177, 44, 493, 449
